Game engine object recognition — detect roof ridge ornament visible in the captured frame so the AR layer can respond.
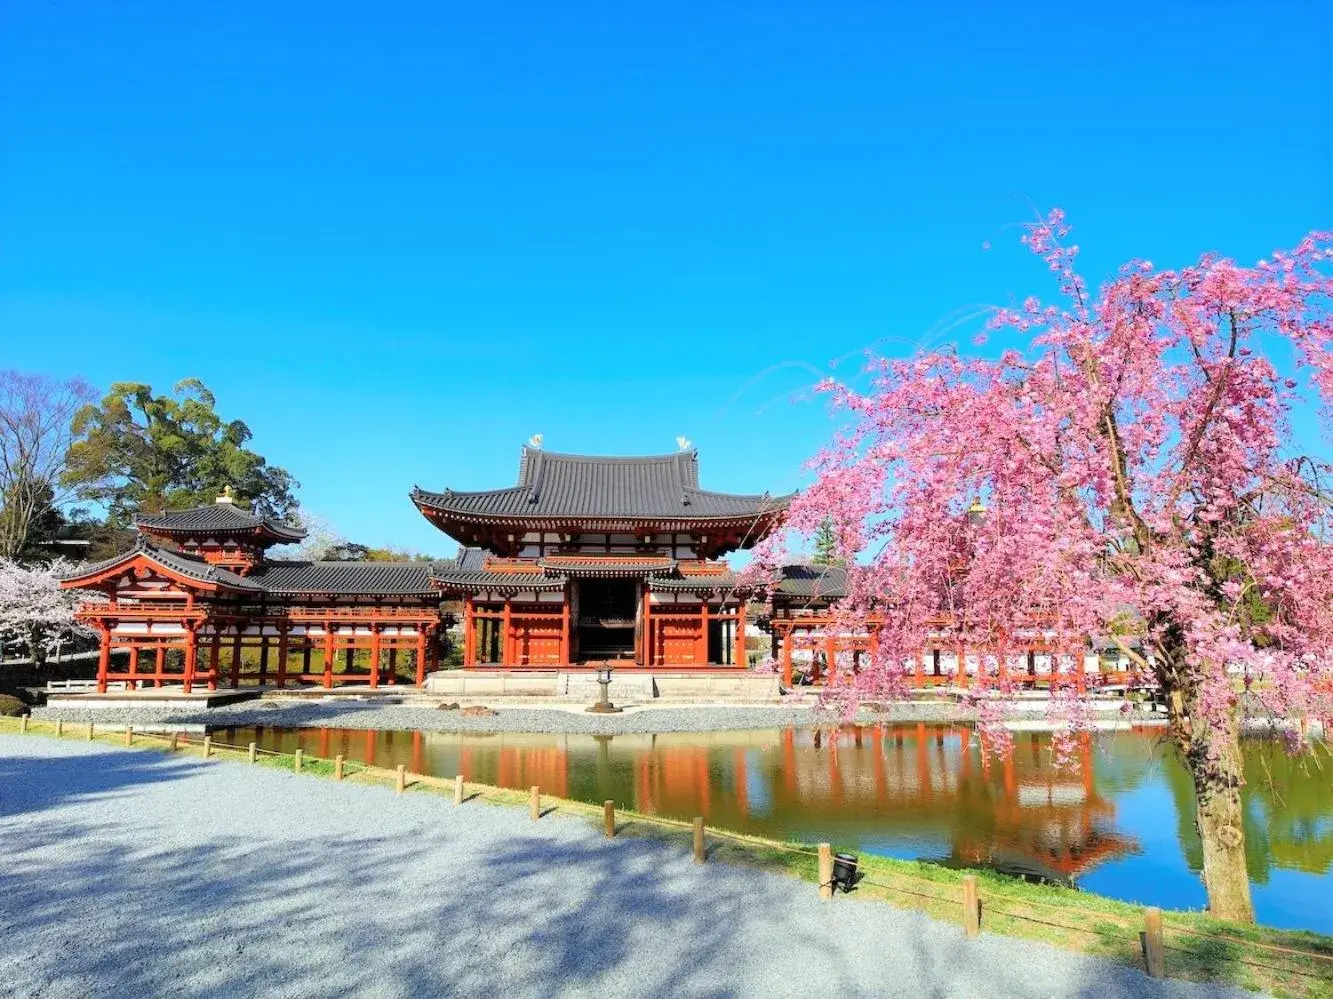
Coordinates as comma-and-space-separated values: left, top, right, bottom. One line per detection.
215, 485, 237, 505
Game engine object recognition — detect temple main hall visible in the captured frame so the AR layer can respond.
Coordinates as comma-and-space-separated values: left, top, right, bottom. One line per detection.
61, 443, 1114, 693
416, 446, 787, 669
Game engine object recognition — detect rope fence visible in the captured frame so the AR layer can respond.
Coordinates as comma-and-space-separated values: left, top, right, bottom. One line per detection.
7, 714, 1331, 991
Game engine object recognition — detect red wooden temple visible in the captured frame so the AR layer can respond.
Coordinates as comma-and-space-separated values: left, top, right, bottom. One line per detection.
414, 446, 787, 668
61, 444, 1127, 691
61, 492, 441, 693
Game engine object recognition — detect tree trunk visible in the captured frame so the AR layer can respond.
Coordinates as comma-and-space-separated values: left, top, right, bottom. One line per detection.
1168, 685, 1255, 923
27, 623, 47, 669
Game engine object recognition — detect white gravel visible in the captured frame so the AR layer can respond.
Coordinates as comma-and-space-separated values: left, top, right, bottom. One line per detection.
0, 735, 1251, 998
31, 700, 886, 734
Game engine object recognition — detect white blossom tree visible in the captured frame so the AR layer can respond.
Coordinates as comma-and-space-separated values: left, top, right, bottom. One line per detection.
0, 558, 93, 667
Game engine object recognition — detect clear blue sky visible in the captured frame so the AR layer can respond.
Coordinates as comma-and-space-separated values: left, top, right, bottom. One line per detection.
3, 2, 1330, 556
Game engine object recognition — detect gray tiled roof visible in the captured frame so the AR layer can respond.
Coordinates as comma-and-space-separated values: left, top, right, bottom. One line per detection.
61, 539, 436, 598
60, 537, 263, 591
770, 563, 848, 600
647, 573, 744, 593
429, 547, 567, 592
254, 561, 438, 597
413, 447, 789, 521
537, 555, 675, 577
135, 502, 306, 542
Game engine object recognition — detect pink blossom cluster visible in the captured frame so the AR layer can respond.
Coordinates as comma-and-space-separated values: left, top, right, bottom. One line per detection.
749, 212, 1333, 756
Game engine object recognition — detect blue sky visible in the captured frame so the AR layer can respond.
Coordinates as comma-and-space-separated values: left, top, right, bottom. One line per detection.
3, 2, 1330, 556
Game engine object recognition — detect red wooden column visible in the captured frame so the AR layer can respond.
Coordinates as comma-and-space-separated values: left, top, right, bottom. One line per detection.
96, 625, 111, 694
1075, 638, 1087, 693
780, 623, 794, 686
276, 628, 289, 689
640, 585, 652, 667
733, 600, 747, 669
230, 631, 243, 689
323, 625, 335, 688
154, 645, 166, 687
207, 633, 220, 690
369, 624, 382, 688
501, 598, 513, 666
464, 596, 477, 667
127, 646, 139, 690
415, 626, 430, 685
182, 625, 198, 693
560, 593, 571, 665
258, 634, 270, 686
697, 602, 709, 665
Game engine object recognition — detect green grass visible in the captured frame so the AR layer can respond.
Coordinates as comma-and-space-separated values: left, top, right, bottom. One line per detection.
7, 715, 1331, 997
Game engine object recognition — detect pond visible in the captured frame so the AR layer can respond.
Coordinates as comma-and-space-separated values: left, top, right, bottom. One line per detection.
215, 722, 1333, 934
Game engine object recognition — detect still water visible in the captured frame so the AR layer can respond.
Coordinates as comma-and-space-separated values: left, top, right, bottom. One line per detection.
218, 723, 1332, 933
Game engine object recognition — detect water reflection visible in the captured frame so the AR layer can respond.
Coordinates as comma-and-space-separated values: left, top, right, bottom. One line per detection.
216, 722, 1332, 932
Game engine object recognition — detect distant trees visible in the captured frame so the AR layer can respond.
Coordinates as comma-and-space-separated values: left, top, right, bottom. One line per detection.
0, 371, 96, 560
276, 512, 440, 563
811, 518, 844, 566
63, 379, 298, 525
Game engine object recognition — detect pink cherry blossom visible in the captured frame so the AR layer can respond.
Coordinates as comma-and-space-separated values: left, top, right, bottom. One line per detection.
749, 212, 1333, 922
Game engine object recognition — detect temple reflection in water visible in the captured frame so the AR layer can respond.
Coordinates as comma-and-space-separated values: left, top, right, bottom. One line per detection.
228, 722, 1135, 886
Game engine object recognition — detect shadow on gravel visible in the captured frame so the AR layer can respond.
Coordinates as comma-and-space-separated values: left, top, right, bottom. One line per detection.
0, 748, 196, 817
0, 751, 1236, 998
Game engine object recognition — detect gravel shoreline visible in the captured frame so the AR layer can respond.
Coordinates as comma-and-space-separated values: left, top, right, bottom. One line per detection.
27, 697, 1154, 735
0, 735, 1244, 998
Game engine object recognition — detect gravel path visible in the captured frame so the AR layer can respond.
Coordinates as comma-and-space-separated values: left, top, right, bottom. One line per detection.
0, 735, 1249, 998
30, 696, 1145, 736
31, 700, 888, 734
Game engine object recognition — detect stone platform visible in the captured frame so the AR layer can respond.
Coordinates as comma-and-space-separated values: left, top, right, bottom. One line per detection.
42, 688, 262, 710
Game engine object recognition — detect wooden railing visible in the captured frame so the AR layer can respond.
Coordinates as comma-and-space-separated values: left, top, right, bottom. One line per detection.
77, 601, 203, 620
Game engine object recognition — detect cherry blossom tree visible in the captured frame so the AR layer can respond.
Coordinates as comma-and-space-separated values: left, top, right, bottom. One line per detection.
755, 212, 1333, 923
0, 558, 92, 667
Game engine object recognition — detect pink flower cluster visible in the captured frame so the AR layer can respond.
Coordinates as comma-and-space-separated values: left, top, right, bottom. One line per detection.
749, 211, 1333, 757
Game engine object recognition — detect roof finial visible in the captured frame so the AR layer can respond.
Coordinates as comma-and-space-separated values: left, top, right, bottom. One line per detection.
676, 435, 692, 452
528, 433, 543, 450
216, 485, 237, 505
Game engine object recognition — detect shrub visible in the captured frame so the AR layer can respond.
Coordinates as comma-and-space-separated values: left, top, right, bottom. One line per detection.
0, 694, 29, 716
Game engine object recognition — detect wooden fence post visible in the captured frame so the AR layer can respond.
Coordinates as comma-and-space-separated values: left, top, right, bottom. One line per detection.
1142, 907, 1165, 978
397, 764, 407, 794
603, 800, 616, 838
962, 875, 980, 938
453, 775, 464, 805
170, 732, 179, 751
335, 754, 344, 781
693, 817, 706, 864
86, 722, 94, 741
124, 725, 133, 747
20, 714, 29, 733
818, 843, 833, 900
55, 719, 63, 737
203, 735, 212, 758
529, 785, 540, 820
294, 748, 303, 773
248, 742, 257, 764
